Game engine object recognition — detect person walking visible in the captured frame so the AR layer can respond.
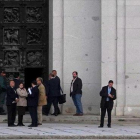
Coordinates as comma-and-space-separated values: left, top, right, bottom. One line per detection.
46, 73, 61, 116
28, 81, 39, 127
70, 71, 83, 116
6, 80, 18, 127
0, 70, 7, 115
98, 80, 116, 128
51, 70, 61, 115
16, 83, 28, 126
36, 77, 47, 125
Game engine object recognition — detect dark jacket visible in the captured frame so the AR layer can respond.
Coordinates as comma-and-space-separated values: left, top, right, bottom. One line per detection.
100, 86, 117, 110
47, 78, 61, 97
0, 76, 7, 92
14, 78, 23, 90
27, 86, 39, 107
6, 86, 18, 106
70, 77, 82, 96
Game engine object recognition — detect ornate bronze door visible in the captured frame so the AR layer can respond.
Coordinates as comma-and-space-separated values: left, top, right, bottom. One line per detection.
0, 0, 49, 82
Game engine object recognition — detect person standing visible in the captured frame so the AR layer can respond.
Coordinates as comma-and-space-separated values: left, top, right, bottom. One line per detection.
16, 83, 28, 126
52, 70, 61, 115
28, 81, 39, 127
36, 77, 47, 125
6, 80, 18, 127
13, 73, 23, 90
0, 70, 7, 115
45, 73, 61, 116
98, 80, 116, 128
70, 71, 83, 116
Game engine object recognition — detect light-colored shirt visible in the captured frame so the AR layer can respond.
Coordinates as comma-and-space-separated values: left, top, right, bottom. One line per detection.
106, 87, 111, 101
70, 77, 77, 92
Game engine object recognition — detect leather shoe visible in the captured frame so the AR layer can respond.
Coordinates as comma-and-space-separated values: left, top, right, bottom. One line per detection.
38, 123, 42, 125
107, 124, 111, 128
8, 124, 17, 127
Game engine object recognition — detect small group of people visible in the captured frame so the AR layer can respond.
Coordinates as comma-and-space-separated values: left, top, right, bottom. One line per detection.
7, 78, 46, 127
0, 69, 117, 128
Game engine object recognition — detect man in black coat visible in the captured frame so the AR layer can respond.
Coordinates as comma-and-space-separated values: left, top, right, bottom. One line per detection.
52, 70, 61, 115
99, 80, 116, 128
70, 71, 83, 116
6, 80, 19, 127
27, 81, 39, 127
46, 73, 61, 116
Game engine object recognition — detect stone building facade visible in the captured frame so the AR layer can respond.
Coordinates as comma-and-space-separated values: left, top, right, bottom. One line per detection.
50, 0, 140, 117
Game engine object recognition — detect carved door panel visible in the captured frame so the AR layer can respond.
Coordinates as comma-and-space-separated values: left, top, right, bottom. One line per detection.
0, 0, 49, 82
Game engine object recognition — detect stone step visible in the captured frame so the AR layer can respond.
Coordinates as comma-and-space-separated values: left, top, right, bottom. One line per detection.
1, 115, 140, 123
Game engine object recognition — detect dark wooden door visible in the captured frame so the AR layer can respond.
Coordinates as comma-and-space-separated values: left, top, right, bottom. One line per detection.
0, 0, 49, 82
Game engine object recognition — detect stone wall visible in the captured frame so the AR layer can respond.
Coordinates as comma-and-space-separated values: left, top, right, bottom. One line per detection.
50, 0, 101, 115
50, 0, 140, 116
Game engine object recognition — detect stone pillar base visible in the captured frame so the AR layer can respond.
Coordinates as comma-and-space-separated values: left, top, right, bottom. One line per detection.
116, 107, 124, 116
124, 107, 140, 117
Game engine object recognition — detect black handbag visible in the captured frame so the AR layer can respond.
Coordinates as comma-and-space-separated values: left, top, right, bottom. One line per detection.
58, 87, 66, 104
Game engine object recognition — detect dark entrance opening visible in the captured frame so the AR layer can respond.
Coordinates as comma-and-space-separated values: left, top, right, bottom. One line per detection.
24, 68, 43, 89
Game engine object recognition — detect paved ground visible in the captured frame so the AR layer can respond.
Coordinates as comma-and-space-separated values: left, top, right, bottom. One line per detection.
0, 123, 140, 139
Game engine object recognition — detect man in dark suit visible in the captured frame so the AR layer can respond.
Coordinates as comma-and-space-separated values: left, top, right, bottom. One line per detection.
28, 81, 39, 127
6, 80, 19, 127
46, 73, 61, 116
99, 80, 116, 128
70, 71, 83, 116
52, 70, 61, 115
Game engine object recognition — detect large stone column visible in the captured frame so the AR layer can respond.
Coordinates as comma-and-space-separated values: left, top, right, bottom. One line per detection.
116, 0, 126, 116
101, 0, 117, 115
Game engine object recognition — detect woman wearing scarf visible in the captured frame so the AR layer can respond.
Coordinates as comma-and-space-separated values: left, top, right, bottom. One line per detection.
16, 83, 28, 126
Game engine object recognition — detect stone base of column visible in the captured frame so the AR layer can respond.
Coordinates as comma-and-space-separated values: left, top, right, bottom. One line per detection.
124, 107, 140, 117
116, 107, 124, 116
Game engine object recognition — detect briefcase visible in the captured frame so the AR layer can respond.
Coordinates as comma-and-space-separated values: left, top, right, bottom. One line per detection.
58, 94, 66, 104
58, 87, 66, 104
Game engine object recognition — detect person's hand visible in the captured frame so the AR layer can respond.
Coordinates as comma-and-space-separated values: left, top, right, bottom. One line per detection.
108, 94, 113, 98
15, 98, 19, 103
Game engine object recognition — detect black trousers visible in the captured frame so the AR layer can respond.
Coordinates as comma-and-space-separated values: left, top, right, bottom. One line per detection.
45, 97, 59, 115
100, 101, 112, 126
7, 104, 16, 126
28, 106, 37, 126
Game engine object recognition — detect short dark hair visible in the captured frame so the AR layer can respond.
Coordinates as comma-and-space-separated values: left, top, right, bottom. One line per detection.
31, 80, 37, 85
72, 71, 78, 75
109, 80, 113, 84
49, 73, 54, 77
19, 82, 24, 87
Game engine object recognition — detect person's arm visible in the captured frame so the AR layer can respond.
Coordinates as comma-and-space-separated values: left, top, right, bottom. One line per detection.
108, 88, 117, 100
75, 78, 82, 94
17, 89, 28, 97
28, 88, 37, 98
39, 86, 46, 100
100, 87, 108, 97
7, 88, 17, 100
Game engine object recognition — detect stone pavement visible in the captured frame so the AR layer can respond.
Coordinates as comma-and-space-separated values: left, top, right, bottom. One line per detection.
0, 123, 140, 139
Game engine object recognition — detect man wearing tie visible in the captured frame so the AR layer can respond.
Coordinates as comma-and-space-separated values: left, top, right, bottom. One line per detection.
28, 81, 39, 127
6, 80, 18, 127
99, 80, 116, 128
